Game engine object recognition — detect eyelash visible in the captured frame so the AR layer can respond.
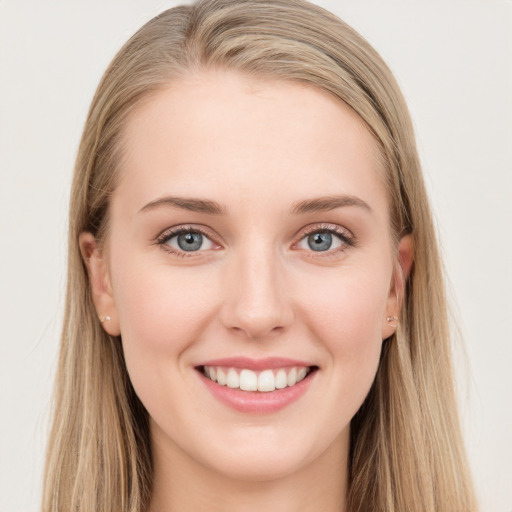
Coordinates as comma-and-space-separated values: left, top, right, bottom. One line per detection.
156, 225, 215, 258
300, 224, 356, 257
156, 223, 356, 259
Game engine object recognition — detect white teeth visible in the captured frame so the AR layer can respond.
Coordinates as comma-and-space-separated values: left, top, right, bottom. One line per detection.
287, 367, 297, 386
217, 368, 227, 386
202, 365, 313, 392
226, 368, 240, 388
275, 369, 287, 389
239, 369, 258, 391
258, 369, 275, 392
297, 367, 307, 382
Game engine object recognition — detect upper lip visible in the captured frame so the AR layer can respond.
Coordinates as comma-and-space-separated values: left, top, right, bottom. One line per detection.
195, 357, 316, 371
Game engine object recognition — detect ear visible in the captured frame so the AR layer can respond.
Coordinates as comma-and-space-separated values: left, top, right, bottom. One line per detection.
79, 232, 121, 336
382, 234, 414, 340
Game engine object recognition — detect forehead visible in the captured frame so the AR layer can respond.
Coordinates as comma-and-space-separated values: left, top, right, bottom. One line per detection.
115, 70, 387, 216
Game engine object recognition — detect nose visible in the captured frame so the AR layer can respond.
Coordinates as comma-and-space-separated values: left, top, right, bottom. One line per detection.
219, 246, 294, 340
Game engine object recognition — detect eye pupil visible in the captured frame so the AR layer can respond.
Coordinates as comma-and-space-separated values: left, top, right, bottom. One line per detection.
308, 232, 332, 251
178, 232, 203, 251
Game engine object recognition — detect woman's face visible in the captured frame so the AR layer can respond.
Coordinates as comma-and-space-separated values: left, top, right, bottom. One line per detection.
84, 70, 410, 481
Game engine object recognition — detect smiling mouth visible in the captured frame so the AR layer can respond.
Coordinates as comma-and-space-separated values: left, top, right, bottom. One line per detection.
196, 365, 318, 393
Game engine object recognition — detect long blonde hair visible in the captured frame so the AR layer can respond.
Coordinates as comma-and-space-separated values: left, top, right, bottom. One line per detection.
43, 1, 478, 511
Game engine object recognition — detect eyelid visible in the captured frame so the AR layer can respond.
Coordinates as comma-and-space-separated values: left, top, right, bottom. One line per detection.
155, 222, 356, 258
156, 224, 214, 243
299, 223, 354, 239
293, 223, 356, 254
156, 224, 221, 257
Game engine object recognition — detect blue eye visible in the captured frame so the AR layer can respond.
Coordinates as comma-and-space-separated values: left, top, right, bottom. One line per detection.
307, 232, 333, 251
176, 232, 203, 251
160, 229, 215, 253
297, 228, 351, 253
158, 225, 353, 257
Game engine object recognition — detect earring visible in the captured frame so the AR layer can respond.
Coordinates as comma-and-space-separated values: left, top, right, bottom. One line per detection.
386, 315, 399, 328
99, 315, 111, 323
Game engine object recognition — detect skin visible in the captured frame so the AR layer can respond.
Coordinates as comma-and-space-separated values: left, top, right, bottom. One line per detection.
81, 70, 413, 512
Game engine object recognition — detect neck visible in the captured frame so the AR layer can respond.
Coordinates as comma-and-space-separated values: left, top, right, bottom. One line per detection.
148, 424, 349, 512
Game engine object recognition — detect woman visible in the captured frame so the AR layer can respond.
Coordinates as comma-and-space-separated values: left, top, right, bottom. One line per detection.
43, 1, 478, 511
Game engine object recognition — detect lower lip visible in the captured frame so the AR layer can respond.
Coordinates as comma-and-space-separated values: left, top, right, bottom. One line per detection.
197, 369, 317, 413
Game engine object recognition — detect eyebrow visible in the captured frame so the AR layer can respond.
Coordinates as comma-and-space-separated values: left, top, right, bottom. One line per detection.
290, 195, 372, 215
139, 196, 227, 215
139, 194, 371, 216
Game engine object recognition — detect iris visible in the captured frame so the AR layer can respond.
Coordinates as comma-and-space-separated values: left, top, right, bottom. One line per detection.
178, 232, 203, 251
308, 232, 332, 251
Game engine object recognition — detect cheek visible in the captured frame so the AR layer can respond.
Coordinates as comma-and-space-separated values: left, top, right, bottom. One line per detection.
113, 254, 214, 340
110, 255, 219, 391
110, 261, 226, 440
295, 268, 388, 400
298, 268, 389, 346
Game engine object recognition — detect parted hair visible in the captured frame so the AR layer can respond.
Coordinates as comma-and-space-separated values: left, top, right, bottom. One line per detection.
43, 1, 478, 511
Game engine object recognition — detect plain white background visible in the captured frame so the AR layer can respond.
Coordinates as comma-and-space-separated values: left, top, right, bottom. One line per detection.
0, 1, 511, 510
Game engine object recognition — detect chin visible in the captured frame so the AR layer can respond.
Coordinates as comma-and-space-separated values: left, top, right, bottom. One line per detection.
203, 448, 308, 483
194, 423, 345, 483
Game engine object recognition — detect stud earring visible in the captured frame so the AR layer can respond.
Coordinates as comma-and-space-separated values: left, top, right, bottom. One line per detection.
386, 315, 399, 328
99, 315, 111, 323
